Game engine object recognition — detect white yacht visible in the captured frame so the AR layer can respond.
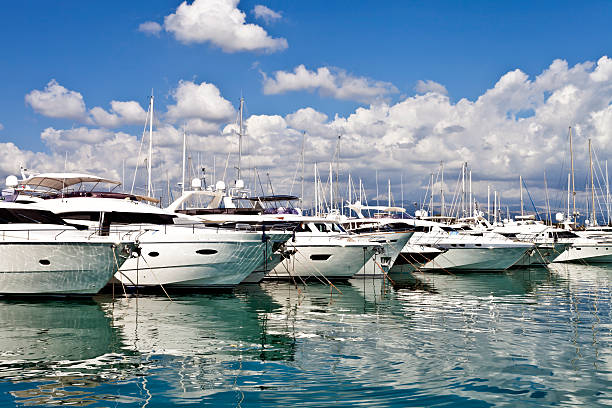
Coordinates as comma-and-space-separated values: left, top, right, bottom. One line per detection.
338, 204, 417, 277
16, 173, 289, 289
168, 189, 381, 282
0, 201, 135, 295
403, 217, 533, 271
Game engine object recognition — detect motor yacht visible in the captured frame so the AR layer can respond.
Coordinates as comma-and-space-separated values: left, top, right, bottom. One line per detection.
0, 200, 135, 295
15, 173, 287, 289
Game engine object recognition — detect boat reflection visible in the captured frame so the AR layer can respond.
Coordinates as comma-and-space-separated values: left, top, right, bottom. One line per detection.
0, 298, 138, 407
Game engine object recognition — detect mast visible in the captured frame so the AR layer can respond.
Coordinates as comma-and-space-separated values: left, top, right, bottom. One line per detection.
544, 171, 551, 225
301, 132, 306, 209
440, 162, 445, 217
314, 163, 318, 216
487, 185, 490, 223
429, 173, 434, 214
181, 125, 186, 195
461, 163, 465, 216
567, 173, 571, 222
607, 160, 610, 225
147, 92, 154, 198
469, 168, 472, 217
329, 163, 333, 212
589, 138, 596, 225
348, 173, 352, 205
494, 191, 497, 224
388, 179, 391, 208
238, 97, 244, 180
569, 126, 576, 224
519, 175, 524, 217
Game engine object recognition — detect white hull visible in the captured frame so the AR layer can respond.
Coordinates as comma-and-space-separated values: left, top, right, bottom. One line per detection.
353, 232, 414, 277
389, 245, 444, 275
420, 246, 529, 271
513, 243, 569, 266
0, 241, 131, 295
267, 243, 377, 280
553, 243, 612, 263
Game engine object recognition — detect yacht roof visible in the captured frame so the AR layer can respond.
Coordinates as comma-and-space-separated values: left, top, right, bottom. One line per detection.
22, 173, 121, 191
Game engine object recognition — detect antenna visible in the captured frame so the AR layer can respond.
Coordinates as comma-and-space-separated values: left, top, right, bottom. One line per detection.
147, 92, 154, 197
237, 96, 244, 180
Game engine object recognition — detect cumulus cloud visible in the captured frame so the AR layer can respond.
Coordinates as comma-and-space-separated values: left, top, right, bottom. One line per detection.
160, 0, 288, 53
165, 80, 235, 123
11, 56, 612, 214
90, 101, 147, 128
415, 79, 448, 95
262, 65, 399, 103
25, 79, 87, 121
138, 21, 162, 36
0, 123, 4, 131
252, 5, 282, 24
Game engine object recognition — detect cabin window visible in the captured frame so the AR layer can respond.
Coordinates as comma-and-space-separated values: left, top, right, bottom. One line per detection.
148, 251, 159, 257
59, 211, 176, 225
310, 254, 332, 261
0, 208, 67, 225
196, 249, 218, 255
314, 223, 329, 232
39, 259, 50, 265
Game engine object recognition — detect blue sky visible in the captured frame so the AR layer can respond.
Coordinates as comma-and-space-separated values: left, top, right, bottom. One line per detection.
2, 0, 612, 216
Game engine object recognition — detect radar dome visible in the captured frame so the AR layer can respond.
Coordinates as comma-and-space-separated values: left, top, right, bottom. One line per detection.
235, 179, 245, 189
5, 175, 18, 188
191, 178, 202, 190
215, 180, 226, 191
555, 212, 565, 222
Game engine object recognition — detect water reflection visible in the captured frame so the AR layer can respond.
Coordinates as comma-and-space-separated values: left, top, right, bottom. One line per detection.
0, 264, 610, 406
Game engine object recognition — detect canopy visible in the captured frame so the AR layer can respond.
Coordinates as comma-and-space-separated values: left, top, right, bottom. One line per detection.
246, 195, 299, 202
22, 173, 121, 191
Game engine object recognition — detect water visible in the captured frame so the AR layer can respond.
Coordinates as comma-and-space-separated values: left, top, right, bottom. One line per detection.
1, 264, 611, 407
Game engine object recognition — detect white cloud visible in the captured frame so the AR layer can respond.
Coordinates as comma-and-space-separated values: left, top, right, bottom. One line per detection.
162, 0, 288, 53
25, 79, 88, 121
262, 65, 399, 103
11, 56, 612, 213
415, 79, 448, 95
253, 5, 281, 24
90, 101, 147, 128
165, 80, 235, 123
0, 123, 4, 131
138, 21, 162, 36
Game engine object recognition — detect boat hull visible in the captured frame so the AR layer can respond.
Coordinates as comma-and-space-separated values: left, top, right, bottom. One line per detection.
512, 242, 570, 267
266, 244, 378, 280
0, 242, 132, 295
553, 243, 612, 263
420, 246, 529, 271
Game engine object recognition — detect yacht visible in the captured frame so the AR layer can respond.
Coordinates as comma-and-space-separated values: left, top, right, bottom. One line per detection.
169, 189, 381, 281
15, 173, 290, 289
0, 200, 135, 295
402, 217, 533, 272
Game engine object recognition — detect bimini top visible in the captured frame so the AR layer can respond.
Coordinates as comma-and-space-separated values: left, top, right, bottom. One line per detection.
247, 195, 299, 202
22, 173, 121, 191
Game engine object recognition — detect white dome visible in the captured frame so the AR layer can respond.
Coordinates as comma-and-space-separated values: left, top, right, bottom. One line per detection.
235, 179, 245, 189
191, 178, 202, 190
555, 212, 565, 222
215, 180, 226, 191
5, 175, 18, 188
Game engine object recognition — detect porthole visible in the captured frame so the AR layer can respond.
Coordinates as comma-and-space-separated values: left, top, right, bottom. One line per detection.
148, 251, 160, 257
196, 249, 218, 255
39, 259, 50, 265
310, 254, 331, 261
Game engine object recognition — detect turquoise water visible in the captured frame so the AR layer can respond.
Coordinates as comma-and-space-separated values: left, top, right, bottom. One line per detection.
1, 264, 611, 407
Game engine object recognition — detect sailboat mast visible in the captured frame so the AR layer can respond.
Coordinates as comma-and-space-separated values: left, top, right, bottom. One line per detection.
181, 125, 186, 195
589, 138, 596, 225
569, 126, 576, 224
301, 131, 305, 209
487, 185, 490, 223
147, 93, 154, 198
237, 97, 244, 180
440, 162, 445, 217
388, 179, 391, 208
329, 163, 333, 212
429, 173, 434, 214
567, 173, 570, 221
314, 163, 318, 216
544, 171, 551, 225
607, 160, 610, 225
519, 175, 524, 217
